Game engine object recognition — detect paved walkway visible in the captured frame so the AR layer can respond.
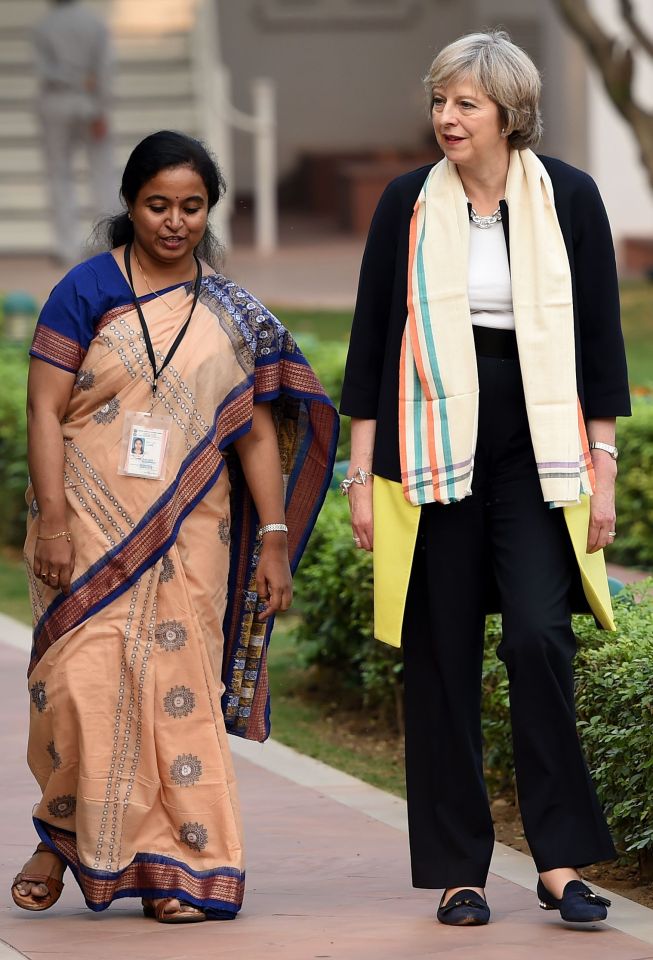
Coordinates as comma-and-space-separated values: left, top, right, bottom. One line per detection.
1, 616, 652, 960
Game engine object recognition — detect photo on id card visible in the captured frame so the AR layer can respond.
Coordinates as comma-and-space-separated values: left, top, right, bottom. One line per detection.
118, 411, 171, 480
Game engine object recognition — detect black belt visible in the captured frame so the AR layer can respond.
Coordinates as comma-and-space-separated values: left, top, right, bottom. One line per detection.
473, 324, 518, 359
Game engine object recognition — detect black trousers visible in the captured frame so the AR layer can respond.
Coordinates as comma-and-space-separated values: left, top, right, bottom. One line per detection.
402, 332, 616, 889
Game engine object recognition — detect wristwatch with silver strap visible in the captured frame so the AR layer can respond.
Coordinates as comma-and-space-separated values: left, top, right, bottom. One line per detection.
589, 441, 618, 460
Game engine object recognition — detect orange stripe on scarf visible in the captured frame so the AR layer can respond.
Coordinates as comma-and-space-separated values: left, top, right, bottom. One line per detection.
402, 199, 440, 500
577, 398, 595, 493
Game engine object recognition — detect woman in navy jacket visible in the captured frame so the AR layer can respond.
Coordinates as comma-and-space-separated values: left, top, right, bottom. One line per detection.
340, 30, 630, 927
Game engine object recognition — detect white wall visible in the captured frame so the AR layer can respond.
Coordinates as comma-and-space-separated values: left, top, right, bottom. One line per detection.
216, 0, 471, 192
587, 0, 653, 241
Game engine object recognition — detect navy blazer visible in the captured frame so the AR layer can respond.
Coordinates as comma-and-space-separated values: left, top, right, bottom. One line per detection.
340, 155, 631, 482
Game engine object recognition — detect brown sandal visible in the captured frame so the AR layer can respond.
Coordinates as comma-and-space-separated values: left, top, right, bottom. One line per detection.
142, 898, 206, 923
11, 842, 65, 912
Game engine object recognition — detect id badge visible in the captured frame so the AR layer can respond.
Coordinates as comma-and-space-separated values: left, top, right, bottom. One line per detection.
118, 411, 171, 480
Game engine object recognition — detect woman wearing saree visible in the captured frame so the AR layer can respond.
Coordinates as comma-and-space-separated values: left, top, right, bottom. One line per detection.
12, 131, 338, 922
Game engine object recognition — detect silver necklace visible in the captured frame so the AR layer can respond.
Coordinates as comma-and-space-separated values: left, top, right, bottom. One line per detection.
469, 204, 502, 229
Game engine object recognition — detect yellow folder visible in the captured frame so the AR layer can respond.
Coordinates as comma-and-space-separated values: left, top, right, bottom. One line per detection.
562, 495, 615, 631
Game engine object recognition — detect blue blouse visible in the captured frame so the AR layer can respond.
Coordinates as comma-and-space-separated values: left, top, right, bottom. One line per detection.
30, 252, 187, 374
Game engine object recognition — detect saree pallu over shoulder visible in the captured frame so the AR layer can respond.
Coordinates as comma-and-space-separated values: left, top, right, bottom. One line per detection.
201, 279, 340, 741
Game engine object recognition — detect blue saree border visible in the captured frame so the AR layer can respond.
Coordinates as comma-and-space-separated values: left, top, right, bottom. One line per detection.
34, 817, 243, 914
221, 379, 339, 740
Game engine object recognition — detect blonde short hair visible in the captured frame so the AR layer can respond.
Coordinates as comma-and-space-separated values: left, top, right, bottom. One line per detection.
424, 30, 543, 150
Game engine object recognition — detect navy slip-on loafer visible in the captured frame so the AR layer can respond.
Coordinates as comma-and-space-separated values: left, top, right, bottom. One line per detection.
437, 889, 490, 926
537, 878, 610, 922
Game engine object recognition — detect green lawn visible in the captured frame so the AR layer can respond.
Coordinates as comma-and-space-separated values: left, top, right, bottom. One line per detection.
271, 307, 352, 341
0, 552, 31, 624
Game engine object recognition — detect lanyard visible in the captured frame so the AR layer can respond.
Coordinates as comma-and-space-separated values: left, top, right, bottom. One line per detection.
124, 243, 202, 395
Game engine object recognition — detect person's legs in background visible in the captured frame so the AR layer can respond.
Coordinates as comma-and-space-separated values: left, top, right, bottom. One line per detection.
39, 94, 79, 264
86, 119, 117, 224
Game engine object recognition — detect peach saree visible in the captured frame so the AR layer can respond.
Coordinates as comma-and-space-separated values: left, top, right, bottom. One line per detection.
25, 268, 337, 915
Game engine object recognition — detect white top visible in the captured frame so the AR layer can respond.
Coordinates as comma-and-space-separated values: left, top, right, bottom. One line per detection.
467, 218, 515, 330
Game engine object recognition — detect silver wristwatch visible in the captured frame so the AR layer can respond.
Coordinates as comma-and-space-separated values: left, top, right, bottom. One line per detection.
589, 441, 618, 460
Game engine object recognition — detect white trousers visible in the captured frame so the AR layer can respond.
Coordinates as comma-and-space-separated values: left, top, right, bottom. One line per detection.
39, 92, 117, 262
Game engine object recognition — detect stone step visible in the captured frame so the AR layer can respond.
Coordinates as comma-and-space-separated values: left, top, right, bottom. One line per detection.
0, 182, 107, 212
0, 34, 191, 68
0, 106, 198, 139
1, 0, 96, 31
0, 70, 195, 102
0, 143, 135, 177
0, 217, 64, 253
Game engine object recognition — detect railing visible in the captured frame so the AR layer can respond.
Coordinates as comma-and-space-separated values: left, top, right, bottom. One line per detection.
193, 0, 278, 253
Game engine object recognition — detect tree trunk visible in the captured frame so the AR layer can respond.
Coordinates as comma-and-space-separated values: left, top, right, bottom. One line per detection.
552, 0, 653, 192
626, 101, 653, 191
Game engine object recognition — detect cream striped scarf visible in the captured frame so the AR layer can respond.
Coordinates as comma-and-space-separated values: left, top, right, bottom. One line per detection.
399, 148, 594, 507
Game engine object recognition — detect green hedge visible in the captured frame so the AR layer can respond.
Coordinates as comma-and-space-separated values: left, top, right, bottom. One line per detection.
473, 589, 653, 871
292, 490, 653, 872
575, 590, 653, 870
608, 399, 653, 569
0, 345, 29, 549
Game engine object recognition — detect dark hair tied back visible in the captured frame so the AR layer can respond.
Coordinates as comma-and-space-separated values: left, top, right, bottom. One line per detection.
99, 131, 226, 268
